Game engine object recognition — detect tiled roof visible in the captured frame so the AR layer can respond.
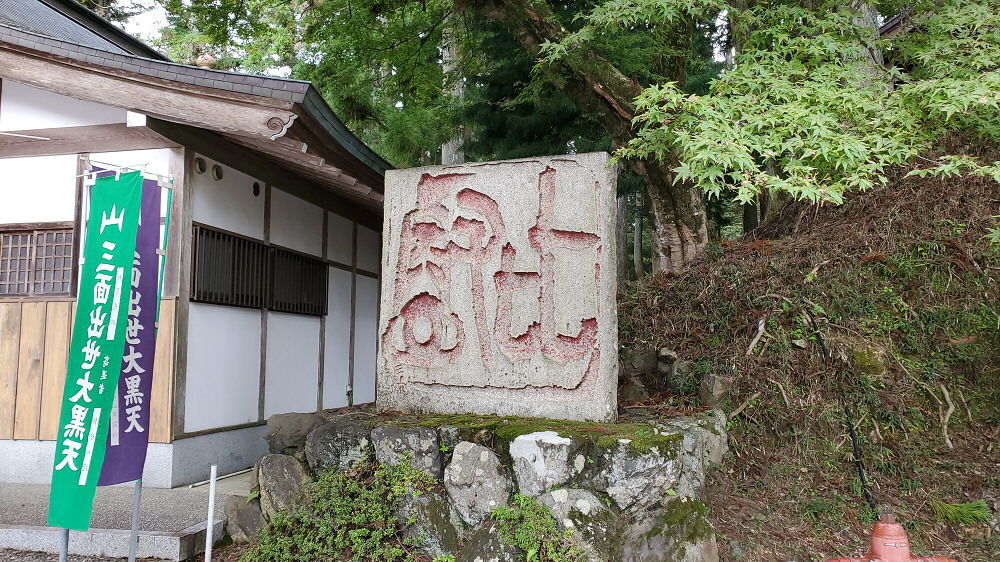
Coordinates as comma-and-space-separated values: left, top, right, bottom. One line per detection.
0, 0, 129, 54
0, 21, 393, 177
0, 24, 312, 102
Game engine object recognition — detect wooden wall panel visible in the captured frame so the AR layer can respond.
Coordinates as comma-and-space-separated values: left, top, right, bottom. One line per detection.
13, 302, 46, 439
1, 297, 175, 443
0, 303, 22, 439
39, 301, 72, 440
149, 299, 175, 443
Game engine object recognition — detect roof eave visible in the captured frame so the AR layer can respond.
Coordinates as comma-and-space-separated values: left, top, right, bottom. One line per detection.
301, 86, 393, 177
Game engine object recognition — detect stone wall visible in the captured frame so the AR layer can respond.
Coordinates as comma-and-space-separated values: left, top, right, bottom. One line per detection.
226, 409, 728, 562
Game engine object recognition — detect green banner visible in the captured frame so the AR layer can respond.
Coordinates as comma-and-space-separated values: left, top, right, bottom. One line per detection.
48, 171, 144, 531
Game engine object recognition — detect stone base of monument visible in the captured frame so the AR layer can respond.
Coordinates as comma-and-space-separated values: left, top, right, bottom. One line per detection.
234, 408, 729, 562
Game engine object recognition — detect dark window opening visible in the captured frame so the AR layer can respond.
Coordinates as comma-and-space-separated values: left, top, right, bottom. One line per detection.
192, 225, 269, 309
192, 224, 328, 316
270, 247, 328, 316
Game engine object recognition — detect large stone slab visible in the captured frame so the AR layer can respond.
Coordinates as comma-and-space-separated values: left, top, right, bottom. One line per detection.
378, 153, 619, 422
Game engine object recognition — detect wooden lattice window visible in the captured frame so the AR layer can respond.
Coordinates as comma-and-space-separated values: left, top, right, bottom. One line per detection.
192, 225, 269, 309
0, 224, 75, 296
270, 247, 328, 316
192, 224, 328, 316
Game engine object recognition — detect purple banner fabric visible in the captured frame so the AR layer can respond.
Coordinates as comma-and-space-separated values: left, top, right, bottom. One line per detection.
98, 177, 161, 486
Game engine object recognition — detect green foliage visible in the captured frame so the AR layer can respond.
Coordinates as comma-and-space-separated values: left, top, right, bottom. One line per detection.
930, 499, 993, 525
241, 461, 436, 562
491, 494, 587, 562
986, 218, 1000, 249
616, 0, 1000, 205
77, 0, 149, 24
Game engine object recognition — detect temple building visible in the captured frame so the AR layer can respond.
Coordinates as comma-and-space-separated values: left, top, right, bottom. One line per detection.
0, 0, 386, 487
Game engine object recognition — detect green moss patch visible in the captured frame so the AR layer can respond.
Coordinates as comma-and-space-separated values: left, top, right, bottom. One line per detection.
381, 412, 682, 456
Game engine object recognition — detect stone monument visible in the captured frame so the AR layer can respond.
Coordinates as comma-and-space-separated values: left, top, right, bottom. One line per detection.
378, 153, 618, 422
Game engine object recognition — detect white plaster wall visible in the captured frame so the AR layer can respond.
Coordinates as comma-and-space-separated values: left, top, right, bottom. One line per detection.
185, 303, 262, 433
356, 225, 380, 274
269, 189, 323, 256
0, 81, 125, 131
353, 275, 379, 404
90, 149, 171, 178
264, 311, 320, 417
0, 155, 76, 223
323, 267, 353, 409
191, 156, 265, 239
327, 212, 354, 265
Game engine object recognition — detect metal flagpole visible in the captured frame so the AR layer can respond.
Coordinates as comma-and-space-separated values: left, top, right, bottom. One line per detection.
204, 465, 218, 562
128, 478, 143, 562
58, 528, 68, 562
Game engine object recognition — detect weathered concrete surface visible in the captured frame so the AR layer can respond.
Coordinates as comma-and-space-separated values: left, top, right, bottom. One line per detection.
378, 153, 620, 422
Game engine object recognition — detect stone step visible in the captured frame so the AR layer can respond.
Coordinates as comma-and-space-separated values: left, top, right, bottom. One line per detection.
0, 481, 242, 561
0, 520, 224, 561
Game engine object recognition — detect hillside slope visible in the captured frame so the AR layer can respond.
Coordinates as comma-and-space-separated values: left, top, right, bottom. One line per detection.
618, 145, 1000, 561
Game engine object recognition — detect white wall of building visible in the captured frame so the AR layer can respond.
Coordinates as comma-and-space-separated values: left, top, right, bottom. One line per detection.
323, 267, 353, 409
353, 275, 379, 404
264, 312, 321, 417
327, 212, 354, 265
184, 303, 262, 433
356, 225, 381, 274
183, 155, 382, 430
191, 157, 265, 239
0, 80, 125, 131
0, 155, 77, 223
270, 189, 323, 256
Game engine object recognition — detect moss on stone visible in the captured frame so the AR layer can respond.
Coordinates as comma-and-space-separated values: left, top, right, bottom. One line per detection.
650, 497, 713, 543
852, 348, 887, 377
382, 413, 682, 456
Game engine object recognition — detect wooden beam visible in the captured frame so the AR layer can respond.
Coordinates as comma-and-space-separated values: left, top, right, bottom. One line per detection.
227, 133, 331, 170
286, 116, 386, 191
224, 133, 376, 197
146, 118, 383, 230
0, 124, 178, 158
170, 148, 193, 440
0, 45, 296, 141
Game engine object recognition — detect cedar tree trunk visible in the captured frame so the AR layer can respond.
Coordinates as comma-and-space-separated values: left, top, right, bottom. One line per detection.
467, 0, 709, 274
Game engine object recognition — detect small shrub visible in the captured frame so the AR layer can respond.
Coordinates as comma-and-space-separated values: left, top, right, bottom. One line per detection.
491, 494, 587, 562
241, 460, 435, 562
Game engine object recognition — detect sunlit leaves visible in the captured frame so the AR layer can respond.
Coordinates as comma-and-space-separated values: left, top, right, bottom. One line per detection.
620, 0, 1000, 204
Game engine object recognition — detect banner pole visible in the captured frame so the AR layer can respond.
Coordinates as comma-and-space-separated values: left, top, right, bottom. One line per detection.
204, 465, 218, 562
58, 528, 68, 562
128, 478, 142, 562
